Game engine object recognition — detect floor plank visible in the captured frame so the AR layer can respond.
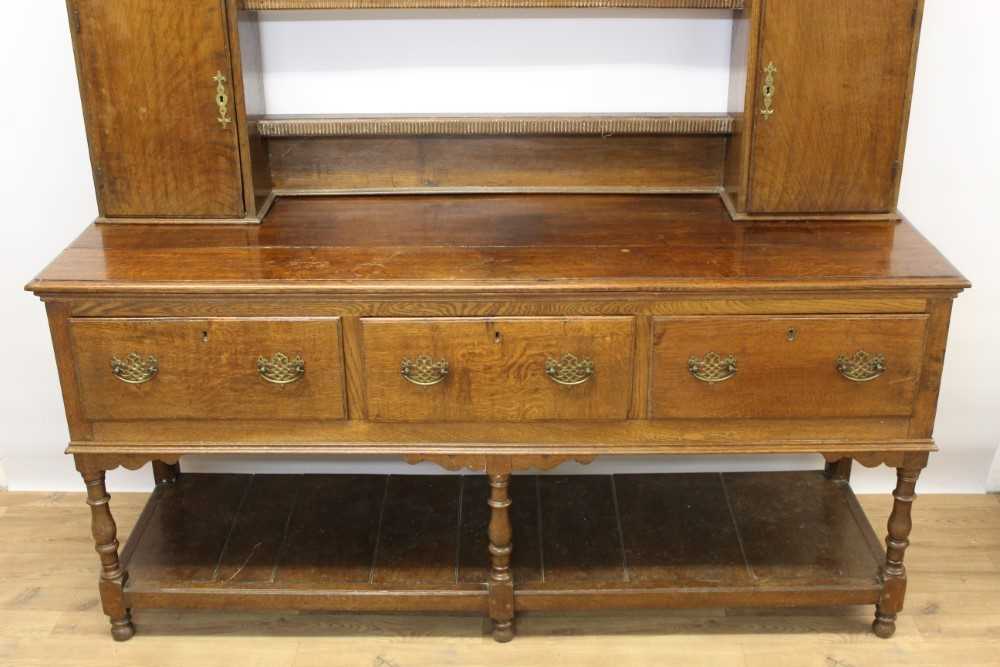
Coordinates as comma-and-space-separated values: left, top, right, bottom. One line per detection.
1, 488, 998, 666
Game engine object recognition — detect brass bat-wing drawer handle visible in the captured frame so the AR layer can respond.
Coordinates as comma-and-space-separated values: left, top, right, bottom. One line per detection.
401, 356, 449, 386
689, 352, 737, 383
258, 353, 306, 385
111, 353, 159, 385
837, 350, 886, 383
545, 353, 595, 386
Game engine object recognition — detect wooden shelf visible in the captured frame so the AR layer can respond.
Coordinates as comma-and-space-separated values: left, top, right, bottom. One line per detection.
122, 471, 885, 614
256, 114, 735, 138
243, 0, 743, 10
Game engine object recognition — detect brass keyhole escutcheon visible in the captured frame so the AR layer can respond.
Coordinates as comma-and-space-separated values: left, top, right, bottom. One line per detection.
213, 70, 233, 129
760, 62, 778, 119
786, 328, 798, 342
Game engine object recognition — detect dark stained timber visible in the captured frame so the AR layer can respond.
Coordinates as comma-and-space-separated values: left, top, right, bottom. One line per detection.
122, 471, 885, 618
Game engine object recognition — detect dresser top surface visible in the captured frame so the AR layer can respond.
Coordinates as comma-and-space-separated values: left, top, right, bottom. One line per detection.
29, 194, 968, 296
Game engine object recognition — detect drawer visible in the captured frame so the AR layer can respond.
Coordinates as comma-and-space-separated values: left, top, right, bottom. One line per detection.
361, 317, 635, 422
70, 318, 346, 421
650, 316, 928, 419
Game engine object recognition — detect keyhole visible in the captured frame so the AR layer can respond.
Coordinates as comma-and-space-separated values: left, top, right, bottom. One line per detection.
202, 331, 209, 343
786, 328, 798, 342
494, 331, 502, 344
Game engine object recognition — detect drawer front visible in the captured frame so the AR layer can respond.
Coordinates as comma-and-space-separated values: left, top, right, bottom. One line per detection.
650, 316, 928, 419
362, 317, 635, 422
71, 318, 346, 421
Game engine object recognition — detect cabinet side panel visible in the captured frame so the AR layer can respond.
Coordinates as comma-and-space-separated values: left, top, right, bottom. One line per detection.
233, 6, 273, 215
722, 1, 762, 212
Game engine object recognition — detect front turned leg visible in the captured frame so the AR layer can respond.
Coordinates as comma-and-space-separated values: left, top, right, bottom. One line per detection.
873, 466, 922, 639
488, 470, 515, 642
82, 471, 134, 641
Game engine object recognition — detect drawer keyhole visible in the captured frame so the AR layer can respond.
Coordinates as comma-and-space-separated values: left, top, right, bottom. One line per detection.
494, 331, 503, 344
202, 331, 209, 343
786, 328, 798, 342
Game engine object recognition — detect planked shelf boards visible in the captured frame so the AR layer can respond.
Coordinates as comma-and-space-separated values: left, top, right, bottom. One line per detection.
122, 471, 885, 612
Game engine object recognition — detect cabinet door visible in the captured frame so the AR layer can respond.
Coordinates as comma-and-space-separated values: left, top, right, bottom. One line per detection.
747, 0, 919, 214
70, 0, 244, 218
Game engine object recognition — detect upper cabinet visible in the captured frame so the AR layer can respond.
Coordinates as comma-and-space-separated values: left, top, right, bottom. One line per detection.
727, 0, 922, 217
65, 0, 925, 223
68, 0, 246, 220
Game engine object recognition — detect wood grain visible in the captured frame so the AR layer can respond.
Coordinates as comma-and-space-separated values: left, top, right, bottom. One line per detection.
267, 136, 727, 193
26, 194, 969, 296
361, 317, 635, 422
746, 0, 921, 213
11, 481, 1000, 661
68, 0, 244, 218
650, 315, 929, 419
69, 318, 347, 421
257, 114, 734, 138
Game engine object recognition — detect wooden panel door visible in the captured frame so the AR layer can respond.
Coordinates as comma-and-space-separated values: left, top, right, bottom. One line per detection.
69, 0, 245, 218
747, 0, 920, 214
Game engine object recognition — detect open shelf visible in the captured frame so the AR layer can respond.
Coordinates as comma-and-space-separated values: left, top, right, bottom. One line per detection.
121, 471, 885, 613
256, 114, 735, 138
243, 0, 744, 10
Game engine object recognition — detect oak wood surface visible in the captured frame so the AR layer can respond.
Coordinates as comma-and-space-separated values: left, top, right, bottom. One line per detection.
257, 114, 734, 138
27, 194, 968, 296
746, 0, 920, 213
68, 0, 245, 218
116, 472, 884, 610
361, 317, 635, 422
69, 318, 347, 421
267, 136, 727, 194
4, 490, 999, 666
650, 315, 929, 419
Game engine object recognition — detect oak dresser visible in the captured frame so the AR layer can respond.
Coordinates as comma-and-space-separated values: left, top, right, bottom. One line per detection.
28, 0, 967, 643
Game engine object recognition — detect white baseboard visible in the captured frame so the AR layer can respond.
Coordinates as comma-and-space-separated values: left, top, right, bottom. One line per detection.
988, 447, 1000, 493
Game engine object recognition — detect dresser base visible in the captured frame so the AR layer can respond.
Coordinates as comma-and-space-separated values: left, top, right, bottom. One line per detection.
109, 469, 896, 641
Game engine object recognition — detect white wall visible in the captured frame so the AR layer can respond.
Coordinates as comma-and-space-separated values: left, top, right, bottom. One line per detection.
256, 10, 733, 114
0, 1, 997, 494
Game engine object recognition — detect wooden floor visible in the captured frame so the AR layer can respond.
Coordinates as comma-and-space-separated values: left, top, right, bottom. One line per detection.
1, 487, 998, 667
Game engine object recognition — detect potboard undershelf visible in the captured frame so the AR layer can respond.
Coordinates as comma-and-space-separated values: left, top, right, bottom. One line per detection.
121, 471, 886, 614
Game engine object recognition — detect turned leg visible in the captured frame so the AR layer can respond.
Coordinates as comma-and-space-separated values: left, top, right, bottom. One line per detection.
873, 466, 922, 639
488, 469, 515, 642
82, 470, 134, 641
824, 457, 853, 482
152, 460, 180, 486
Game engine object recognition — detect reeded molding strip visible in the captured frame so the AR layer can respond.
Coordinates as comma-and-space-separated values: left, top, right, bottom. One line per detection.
244, 0, 742, 9
257, 114, 734, 138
